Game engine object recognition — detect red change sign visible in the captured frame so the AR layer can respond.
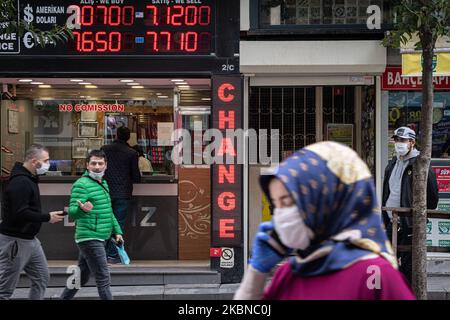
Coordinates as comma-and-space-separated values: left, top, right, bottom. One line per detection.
211, 75, 243, 247
382, 67, 450, 91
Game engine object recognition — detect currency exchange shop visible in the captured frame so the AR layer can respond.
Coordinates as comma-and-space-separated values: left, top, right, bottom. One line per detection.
0, 0, 243, 283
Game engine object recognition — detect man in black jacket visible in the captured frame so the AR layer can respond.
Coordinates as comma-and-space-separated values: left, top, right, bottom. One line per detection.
101, 126, 140, 263
0, 144, 64, 300
382, 127, 439, 284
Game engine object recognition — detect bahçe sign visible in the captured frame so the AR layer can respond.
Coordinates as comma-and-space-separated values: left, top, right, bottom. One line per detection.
382, 67, 450, 91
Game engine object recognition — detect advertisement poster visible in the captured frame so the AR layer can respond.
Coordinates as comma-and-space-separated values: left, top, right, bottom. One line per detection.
427, 200, 450, 248
433, 166, 450, 193
327, 124, 353, 149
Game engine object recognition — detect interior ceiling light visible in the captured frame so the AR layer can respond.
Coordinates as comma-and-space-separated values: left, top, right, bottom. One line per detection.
70, 79, 84, 82
38, 85, 52, 88
127, 83, 140, 86
19, 79, 33, 82
158, 95, 169, 98
120, 79, 134, 83
79, 82, 92, 85
85, 85, 97, 88
171, 79, 184, 82
31, 82, 44, 85
131, 86, 144, 89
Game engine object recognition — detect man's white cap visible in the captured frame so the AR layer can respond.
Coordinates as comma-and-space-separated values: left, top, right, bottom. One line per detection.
392, 126, 416, 140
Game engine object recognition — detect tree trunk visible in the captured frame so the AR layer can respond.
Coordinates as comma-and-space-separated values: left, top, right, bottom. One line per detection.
412, 28, 435, 300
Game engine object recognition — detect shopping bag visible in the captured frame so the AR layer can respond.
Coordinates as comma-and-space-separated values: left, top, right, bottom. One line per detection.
114, 241, 130, 265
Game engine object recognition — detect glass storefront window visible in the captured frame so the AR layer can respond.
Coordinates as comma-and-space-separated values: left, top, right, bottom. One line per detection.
388, 91, 450, 159
259, 0, 391, 28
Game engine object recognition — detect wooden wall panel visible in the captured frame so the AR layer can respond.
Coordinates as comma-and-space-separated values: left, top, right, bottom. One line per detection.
178, 167, 211, 260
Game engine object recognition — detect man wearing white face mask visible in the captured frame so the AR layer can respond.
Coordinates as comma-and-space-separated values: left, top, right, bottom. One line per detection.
0, 144, 64, 300
60, 150, 123, 300
382, 126, 438, 284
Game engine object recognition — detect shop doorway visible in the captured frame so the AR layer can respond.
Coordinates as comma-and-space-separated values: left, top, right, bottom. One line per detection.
0, 77, 212, 262
247, 84, 377, 254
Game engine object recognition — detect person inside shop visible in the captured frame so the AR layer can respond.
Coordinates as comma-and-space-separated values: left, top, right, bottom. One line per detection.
60, 149, 123, 300
0, 144, 65, 300
132, 144, 153, 175
101, 126, 140, 264
382, 126, 439, 284
234, 141, 415, 300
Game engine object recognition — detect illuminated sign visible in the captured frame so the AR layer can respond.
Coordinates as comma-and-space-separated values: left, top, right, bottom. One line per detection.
2, 0, 215, 55
211, 75, 243, 247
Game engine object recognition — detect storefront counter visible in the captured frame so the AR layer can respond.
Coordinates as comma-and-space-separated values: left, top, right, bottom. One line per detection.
37, 179, 178, 260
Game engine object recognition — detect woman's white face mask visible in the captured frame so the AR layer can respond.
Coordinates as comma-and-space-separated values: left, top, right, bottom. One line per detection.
273, 206, 313, 250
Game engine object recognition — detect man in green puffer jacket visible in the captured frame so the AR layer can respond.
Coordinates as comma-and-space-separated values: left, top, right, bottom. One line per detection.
60, 149, 123, 300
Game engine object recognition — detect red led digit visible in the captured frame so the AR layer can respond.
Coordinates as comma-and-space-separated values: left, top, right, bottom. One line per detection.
199, 6, 210, 26
96, 5, 107, 25
145, 5, 158, 26
109, 32, 121, 52
122, 6, 134, 26
185, 32, 197, 52
82, 32, 94, 52
146, 32, 158, 52
185, 6, 197, 26
95, 32, 107, 52
170, 5, 183, 26
73, 31, 81, 52
178, 32, 185, 51
109, 6, 121, 26
160, 31, 171, 51
81, 6, 94, 26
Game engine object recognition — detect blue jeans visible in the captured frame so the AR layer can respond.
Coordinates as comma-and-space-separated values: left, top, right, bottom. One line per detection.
60, 240, 112, 300
106, 198, 130, 260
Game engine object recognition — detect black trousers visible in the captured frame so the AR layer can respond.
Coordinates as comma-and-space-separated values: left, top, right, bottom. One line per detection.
385, 219, 412, 285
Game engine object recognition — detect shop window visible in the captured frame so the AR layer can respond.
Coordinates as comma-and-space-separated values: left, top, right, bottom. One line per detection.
249, 86, 316, 162
258, 0, 391, 30
388, 91, 450, 159
31, 100, 175, 176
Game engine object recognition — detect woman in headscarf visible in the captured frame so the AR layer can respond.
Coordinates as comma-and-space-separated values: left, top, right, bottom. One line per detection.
234, 141, 414, 300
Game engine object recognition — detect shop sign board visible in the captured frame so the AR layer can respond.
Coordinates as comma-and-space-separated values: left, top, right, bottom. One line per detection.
382, 67, 450, 90
402, 52, 450, 77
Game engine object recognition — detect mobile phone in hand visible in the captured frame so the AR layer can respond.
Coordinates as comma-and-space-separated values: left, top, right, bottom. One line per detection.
60, 209, 69, 216
266, 229, 289, 256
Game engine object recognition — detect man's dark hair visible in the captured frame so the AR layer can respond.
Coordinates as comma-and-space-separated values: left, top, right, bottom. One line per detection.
117, 126, 131, 142
86, 149, 107, 163
25, 144, 49, 161
132, 144, 144, 157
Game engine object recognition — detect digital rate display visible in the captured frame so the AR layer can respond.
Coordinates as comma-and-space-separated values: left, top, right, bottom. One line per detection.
2, 0, 215, 55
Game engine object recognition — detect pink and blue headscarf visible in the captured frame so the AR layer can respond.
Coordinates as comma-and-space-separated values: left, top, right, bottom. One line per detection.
260, 141, 397, 276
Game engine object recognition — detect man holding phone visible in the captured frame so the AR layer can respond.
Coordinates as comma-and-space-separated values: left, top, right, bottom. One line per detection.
60, 149, 123, 300
0, 144, 64, 300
